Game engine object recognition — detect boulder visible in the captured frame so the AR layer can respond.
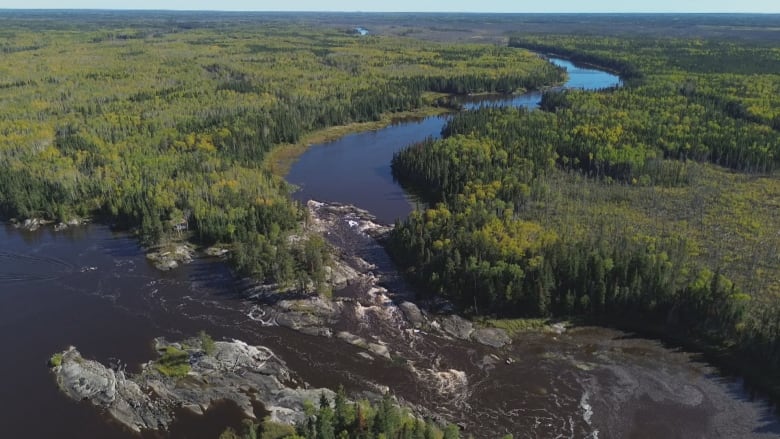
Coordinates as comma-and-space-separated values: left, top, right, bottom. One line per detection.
204, 246, 229, 257
399, 302, 426, 328
471, 328, 512, 348
441, 315, 474, 340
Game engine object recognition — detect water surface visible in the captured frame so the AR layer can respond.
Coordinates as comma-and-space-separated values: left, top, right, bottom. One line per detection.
1, 224, 778, 438
286, 58, 621, 223
2, 58, 778, 439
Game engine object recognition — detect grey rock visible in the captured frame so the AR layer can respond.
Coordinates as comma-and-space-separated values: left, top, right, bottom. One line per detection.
550, 322, 567, 334
146, 245, 194, 271
52, 339, 335, 433
22, 218, 43, 231
471, 328, 512, 348
441, 315, 474, 340
337, 331, 369, 349
204, 246, 229, 257
272, 297, 340, 337
325, 261, 361, 288
399, 302, 425, 328
53, 347, 170, 433
367, 343, 391, 360
336, 332, 391, 360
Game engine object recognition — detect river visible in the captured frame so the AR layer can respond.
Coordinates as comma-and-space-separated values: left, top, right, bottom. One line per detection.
285, 59, 621, 224
0, 59, 778, 439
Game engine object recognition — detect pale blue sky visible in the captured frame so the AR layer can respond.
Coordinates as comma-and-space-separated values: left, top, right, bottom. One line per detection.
1, 0, 778, 13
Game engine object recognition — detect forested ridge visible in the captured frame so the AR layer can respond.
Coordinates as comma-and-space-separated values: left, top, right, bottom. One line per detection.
390, 36, 780, 398
0, 16, 562, 287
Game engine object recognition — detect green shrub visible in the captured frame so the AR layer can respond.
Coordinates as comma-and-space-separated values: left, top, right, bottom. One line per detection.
199, 330, 216, 356
154, 346, 191, 378
49, 353, 63, 368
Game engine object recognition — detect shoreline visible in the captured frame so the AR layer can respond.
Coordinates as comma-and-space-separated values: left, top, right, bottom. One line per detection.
262, 104, 451, 177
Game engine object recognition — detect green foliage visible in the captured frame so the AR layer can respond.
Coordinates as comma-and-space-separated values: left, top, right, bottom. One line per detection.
199, 330, 216, 356
0, 17, 560, 290
154, 346, 191, 378
49, 352, 63, 368
389, 34, 780, 396
222, 388, 457, 439
260, 420, 297, 439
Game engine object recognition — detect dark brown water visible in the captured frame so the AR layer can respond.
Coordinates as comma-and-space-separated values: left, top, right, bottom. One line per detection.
1, 222, 779, 439
1, 58, 779, 438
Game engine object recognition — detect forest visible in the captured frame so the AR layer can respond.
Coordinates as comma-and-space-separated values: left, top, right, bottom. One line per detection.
389, 36, 780, 398
0, 16, 562, 288
220, 390, 463, 439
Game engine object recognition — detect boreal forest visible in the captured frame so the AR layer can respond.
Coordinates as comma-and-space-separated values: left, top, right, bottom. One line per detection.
2, 11, 780, 437
389, 35, 780, 399
0, 16, 561, 287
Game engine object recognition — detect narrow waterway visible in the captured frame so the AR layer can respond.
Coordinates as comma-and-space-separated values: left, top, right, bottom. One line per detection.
285, 59, 621, 223
1, 58, 778, 439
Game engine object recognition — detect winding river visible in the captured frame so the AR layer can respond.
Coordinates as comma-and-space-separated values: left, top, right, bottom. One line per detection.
1, 59, 779, 439
286, 59, 621, 223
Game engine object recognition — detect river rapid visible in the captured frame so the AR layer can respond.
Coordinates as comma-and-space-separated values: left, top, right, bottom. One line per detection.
0, 59, 778, 439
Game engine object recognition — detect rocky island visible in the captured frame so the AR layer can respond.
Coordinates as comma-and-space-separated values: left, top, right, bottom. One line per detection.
51, 337, 335, 433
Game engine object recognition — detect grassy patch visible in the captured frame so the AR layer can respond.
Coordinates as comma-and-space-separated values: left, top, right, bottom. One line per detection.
49, 352, 63, 368
476, 318, 554, 337
154, 346, 191, 378
259, 418, 296, 439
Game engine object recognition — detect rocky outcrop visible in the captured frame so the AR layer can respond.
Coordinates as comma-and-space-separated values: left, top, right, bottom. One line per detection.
306, 200, 393, 239
10, 218, 51, 231
51, 338, 335, 433
146, 244, 195, 271
54, 346, 172, 432
10, 217, 87, 231
336, 331, 392, 360
324, 259, 361, 289
471, 328, 511, 348
204, 246, 229, 258
399, 302, 426, 329
440, 315, 474, 340
264, 296, 342, 337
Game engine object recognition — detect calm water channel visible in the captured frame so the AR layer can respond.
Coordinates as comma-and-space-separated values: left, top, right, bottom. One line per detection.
286, 59, 621, 223
1, 58, 778, 439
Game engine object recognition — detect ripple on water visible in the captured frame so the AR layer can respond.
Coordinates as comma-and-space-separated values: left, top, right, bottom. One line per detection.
0, 250, 75, 283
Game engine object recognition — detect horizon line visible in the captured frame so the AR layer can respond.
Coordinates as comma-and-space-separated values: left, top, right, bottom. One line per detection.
1, 9, 779, 14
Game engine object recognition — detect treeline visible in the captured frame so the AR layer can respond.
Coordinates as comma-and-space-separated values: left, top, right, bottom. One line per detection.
220, 391, 463, 439
509, 37, 644, 83
0, 20, 560, 288
510, 35, 780, 128
389, 35, 780, 398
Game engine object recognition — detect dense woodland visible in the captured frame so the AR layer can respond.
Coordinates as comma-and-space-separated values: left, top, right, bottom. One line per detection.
0, 17, 561, 287
5, 11, 780, 429
390, 36, 780, 397
221, 391, 463, 439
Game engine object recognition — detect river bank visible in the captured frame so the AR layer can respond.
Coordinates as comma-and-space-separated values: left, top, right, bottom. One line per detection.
11, 52, 778, 438
263, 103, 451, 177
41, 200, 780, 437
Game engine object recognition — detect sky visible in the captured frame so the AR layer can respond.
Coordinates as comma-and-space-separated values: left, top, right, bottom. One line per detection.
1, 0, 778, 13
